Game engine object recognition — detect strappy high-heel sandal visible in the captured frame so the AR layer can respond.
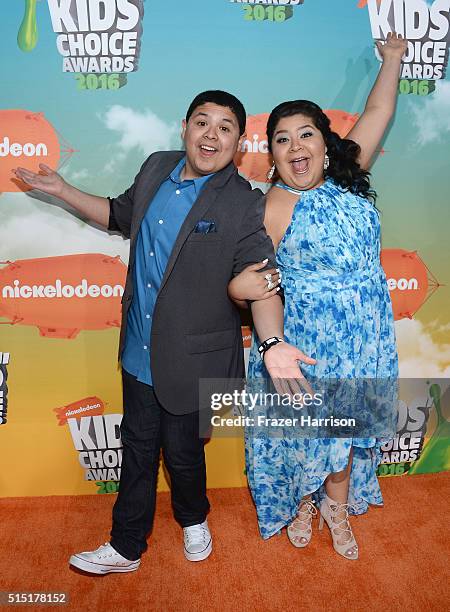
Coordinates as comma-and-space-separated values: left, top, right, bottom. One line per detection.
287, 498, 317, 548
319, 493, 359, 560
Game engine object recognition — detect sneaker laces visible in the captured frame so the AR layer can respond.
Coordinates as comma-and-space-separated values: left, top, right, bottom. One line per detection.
184, 524, 208, 545
97, 543, 116, 559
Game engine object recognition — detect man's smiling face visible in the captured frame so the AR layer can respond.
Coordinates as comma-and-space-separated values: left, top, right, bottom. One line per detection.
182, 103, 244, 179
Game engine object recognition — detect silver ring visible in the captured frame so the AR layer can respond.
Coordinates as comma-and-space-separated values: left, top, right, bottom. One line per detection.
265, 273, 275, 291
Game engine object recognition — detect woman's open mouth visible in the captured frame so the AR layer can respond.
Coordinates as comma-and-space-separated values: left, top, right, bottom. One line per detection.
290, 157, 309, 174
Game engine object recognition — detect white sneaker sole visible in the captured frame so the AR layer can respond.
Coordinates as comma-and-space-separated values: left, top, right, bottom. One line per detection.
69, 554, 140, 575
184, 539, 212, 562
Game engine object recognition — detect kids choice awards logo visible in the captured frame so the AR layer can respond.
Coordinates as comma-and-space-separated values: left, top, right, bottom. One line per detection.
0, 254, 126, 339
18, 1, 144, 88
0, 110, 73, 193
362, 0, 450, 84
229, 0, 305, 23
47, 0, 144, 74
67, 413, 123, 487
379, 390, 431, 474
379, 382, 450, 476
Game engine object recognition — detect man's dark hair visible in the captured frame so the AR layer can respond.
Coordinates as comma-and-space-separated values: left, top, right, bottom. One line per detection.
186, 90, 246, 136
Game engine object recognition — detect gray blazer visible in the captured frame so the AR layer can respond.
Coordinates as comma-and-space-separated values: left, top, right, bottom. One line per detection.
109, 151, 276, 414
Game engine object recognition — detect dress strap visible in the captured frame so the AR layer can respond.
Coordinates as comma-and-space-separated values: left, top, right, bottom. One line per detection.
274, 180, 332, 196
273, 182, 290, 191
273, 182, 304, 196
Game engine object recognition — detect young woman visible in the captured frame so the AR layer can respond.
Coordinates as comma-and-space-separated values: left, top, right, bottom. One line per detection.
228, 33, 407, 559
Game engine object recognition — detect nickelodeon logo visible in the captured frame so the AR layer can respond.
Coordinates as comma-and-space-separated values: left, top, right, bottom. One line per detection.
386, 277, 419, 291
0, 254, 127, 339
235, 110, 360, 183
0, 109, 73, 192
235, 113, 270, 183
0, 137, 48, 158
3, 279, 123, 299
242, 134, 269, 154
54, 396, 105, 426
381, 249, 439, 320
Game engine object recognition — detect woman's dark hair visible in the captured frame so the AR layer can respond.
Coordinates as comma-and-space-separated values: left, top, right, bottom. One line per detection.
266, 100, 376, 202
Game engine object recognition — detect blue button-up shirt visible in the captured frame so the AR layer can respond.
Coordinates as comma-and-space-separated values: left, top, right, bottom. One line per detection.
121, 157, 213, 385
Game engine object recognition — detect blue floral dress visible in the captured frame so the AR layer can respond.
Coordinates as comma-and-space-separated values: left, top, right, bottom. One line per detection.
245, 179, 398, 539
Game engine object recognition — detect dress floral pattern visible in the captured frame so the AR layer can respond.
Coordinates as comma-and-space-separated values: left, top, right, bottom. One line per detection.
245, 179, 398, 539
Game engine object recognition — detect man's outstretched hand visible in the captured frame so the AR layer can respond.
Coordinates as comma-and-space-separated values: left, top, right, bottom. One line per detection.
13, 163, 66, 197
263, 342, 316, 398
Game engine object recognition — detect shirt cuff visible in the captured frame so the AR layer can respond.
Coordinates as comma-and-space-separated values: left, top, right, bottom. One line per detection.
107, 197, 120, 232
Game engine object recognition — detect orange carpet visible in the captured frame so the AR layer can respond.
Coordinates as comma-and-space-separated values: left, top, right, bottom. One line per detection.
0, 473, 449, 612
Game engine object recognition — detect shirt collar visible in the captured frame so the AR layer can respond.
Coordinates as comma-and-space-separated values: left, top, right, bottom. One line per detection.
169, 157, 214, 196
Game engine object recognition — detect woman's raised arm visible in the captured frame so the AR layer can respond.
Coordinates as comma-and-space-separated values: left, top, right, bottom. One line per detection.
347, 32, 408, 170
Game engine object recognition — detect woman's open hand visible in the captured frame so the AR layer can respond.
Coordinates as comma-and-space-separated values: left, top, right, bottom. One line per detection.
376, 31, 408, 61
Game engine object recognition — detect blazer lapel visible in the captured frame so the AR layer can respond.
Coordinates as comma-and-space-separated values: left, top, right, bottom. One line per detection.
159, 161, 236, 293
130, 152, 184, 245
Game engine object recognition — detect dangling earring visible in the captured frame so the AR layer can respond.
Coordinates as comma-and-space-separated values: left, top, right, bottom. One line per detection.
323, 154, 330, 171
267, 163, 276, 180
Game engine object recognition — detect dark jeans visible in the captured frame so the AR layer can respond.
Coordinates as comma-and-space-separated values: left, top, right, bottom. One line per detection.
110, 369, 210, 561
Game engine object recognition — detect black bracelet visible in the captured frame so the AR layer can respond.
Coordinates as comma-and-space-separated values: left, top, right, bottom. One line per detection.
258, 337, 284, 359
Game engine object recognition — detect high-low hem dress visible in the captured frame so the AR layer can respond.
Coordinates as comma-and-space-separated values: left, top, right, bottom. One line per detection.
245, 179, 398, 540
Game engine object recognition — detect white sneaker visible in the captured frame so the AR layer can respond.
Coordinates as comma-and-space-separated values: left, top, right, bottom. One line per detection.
183, 520, 212, 562
69, 543, 140, 574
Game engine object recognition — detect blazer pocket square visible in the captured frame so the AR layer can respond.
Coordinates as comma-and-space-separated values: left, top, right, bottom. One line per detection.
194, 219, 217, 234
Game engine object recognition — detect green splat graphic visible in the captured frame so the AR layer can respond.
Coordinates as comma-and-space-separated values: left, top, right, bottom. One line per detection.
17, 0, 38, 52
409, 384, 450, 475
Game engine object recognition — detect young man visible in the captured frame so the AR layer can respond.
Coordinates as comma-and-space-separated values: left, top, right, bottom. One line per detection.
14, 91, 312, 573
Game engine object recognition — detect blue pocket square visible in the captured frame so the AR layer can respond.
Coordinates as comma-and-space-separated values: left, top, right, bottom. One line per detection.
194, 219, 217, 234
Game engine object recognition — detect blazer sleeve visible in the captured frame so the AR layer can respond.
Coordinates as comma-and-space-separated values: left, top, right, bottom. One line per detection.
108, 155, 152, 239
232, 191, 277, 276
